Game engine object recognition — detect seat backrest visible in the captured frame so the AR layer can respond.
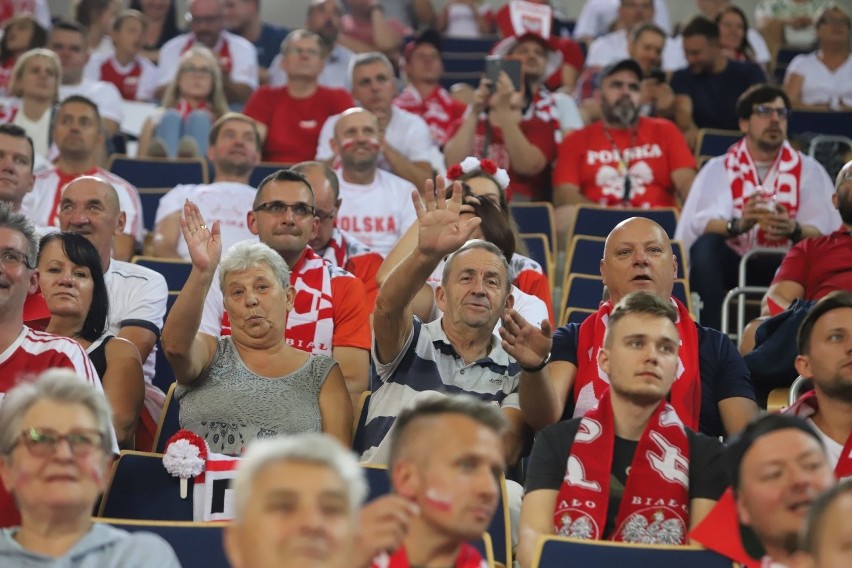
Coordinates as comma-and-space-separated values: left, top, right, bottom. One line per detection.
153, 383, 180, 453
361, 464, 512, 566
532, 536, 734, 568
248, 162, 292, 188
510, 202, 556, 257
565, 235, 606, 277
132, 256, 192, 292
152, 293, 179, 393
108, 155, 208, 188
572, 205, 679, 240
519, 233, 552, 280
694, 128, 741, 159
672, 279, 693, 314
95, 519, 228, 568
560, 307, 595, 327
561, 274, 605, 313
98, 451, 194, 520
788, 110, 852, 137
137, 188, 170, 233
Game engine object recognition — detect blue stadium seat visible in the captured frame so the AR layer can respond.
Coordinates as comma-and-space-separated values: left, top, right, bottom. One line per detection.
108, 155, 208, 188
564, 236, 687, 280
519, 233, 552, 282
571, 205, 679, 240
788, 110, 852, 137
152, 292, 179, 393
560, 274, 693, 315
511, 202, 556, 257
440, 36, 499, 54
531, 536, 734, 568
561, 307, 595, 326
248, 162, 291, 188
694, 129, 741, 159
132, 257, 192, 292
98, 451, 194, 520
137, 188, 170, 233
153, 382, 180, 453
95, 519, 228, 568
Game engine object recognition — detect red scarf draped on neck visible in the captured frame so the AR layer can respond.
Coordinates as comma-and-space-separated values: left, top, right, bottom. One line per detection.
575, 298, 700, 430
553, 388, 691, 543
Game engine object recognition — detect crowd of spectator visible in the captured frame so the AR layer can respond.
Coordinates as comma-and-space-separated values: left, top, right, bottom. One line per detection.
0, 0, 850, 567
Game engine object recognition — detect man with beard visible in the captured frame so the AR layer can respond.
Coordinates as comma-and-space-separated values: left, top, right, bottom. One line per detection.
552, 59, 695, 234
268, 0, 354, 90
328, 108, 417, 256
514, 291, 726, 567
152, 113, 261, 259
670, 16, 764, 149
785, 292, 852, 476
762, 161, 852, 315
675, 84, 841, 330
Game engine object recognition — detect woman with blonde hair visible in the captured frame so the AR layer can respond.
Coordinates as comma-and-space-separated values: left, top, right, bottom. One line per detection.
1, 48, 60, 165
137, 46, 229, 158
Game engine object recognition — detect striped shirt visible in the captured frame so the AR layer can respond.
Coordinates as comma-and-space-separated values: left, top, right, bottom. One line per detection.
362, 318, 520, 463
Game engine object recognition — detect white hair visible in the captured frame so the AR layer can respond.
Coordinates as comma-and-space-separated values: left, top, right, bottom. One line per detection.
218, 240, 291, 290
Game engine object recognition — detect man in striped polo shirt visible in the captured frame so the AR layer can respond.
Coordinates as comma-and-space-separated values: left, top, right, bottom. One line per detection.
362, 180, 527, 467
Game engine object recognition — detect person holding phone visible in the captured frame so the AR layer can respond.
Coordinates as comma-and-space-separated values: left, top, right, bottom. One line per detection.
444, 33, 561, 202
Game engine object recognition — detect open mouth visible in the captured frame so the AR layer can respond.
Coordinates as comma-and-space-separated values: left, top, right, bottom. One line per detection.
631, 274, 653, 282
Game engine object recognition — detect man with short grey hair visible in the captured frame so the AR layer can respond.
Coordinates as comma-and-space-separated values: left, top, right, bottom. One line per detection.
362, 180, 527, 468
315, 51, 441, 190
244, 29, 354, 163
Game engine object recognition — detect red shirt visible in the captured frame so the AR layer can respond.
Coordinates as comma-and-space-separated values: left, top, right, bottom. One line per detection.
373, 543, 486, 568
771, 229, 852, 299
394, 85, 467, 146
98, 57, 143, 100
554, 117, 696, 207
244, 85, 354, 163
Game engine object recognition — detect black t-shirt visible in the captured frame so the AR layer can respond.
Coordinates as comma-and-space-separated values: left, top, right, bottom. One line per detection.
525, 418, 727, 538
551, 320, 756, 437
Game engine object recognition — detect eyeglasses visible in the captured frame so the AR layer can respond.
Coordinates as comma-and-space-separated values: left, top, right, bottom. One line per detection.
180, 65, 214, 75
314, 207, 337, 221
287, 46, 322, 58
253, 201, 316, 218
753, 105, 790, 119
15, 428, 104, 457
0, 248, 31, 269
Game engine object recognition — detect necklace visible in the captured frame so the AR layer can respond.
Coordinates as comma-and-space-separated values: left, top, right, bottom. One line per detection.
602, 125, 639, 204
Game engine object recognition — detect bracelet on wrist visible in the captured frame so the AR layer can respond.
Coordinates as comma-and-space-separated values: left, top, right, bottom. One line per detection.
521, 353, 550, 373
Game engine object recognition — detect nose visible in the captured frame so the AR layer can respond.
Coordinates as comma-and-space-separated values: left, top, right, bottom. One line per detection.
476, 469, 499, 502
57, 270, 74, 286
52, 437, 76, 460
632, 249, 649, 264
298, 503, 326, 533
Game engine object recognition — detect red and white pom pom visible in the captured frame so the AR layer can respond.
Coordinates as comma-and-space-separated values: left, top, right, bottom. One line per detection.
450, 156, 511, 191
162, 430, 209, 499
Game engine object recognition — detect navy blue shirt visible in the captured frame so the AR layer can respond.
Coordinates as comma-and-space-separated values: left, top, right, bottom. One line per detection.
670, 60, 766, 130
247, 23, 289, 68
551, 320, 755, 438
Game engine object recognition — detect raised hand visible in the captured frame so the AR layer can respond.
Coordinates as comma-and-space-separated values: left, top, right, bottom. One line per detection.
180, 200, 221, 274
412, 176, 482, 259
499, 309, 553, 371
352, 495, 419, 568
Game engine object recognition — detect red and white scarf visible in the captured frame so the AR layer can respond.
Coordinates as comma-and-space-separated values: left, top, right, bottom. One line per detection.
175, 98, 210, 120
575, 298, 701, 430
220, 247, 335, 355
553, 388, 691, 543
785, 390, 852, 478
181, 35, 233, 74
723, 138, 803, 255
319, 227, 373, 269
372, 543, 487, 568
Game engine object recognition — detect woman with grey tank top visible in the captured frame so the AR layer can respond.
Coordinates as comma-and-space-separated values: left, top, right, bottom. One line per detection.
160, 200, 352, 455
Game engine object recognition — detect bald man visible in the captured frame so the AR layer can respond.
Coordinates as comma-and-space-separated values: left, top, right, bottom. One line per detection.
57, 176, 169, 449
508, 217, 758, 438
327, 108, 417, 257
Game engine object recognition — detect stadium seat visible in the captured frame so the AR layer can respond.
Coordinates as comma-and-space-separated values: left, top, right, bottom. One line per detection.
137, 188, 170, 233
471, 532, 496, 568
570, 205, 679, 241
562, 236, 688, 289
153, 383, 180, 453
788, 110, 852, 138
440, 36, 499, 53
694, 128, 741, 159
519, 233, 553, 284
531, 536, 734, 568
249, 162, 291, 188
98, 451, 194, 520
560, 307, 595, 326
107, 155, 208, 188
511, 202, 557, 257
560, 275, 692, 316
132, 257, 192, 292
361, 464, 512, 566
152, 292, 179, 393
94, 519, 227, 568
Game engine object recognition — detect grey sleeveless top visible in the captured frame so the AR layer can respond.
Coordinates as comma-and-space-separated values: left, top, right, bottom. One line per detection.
176, 337, 336, 455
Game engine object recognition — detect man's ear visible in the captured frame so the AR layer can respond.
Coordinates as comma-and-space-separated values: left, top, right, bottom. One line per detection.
434, 285, 446, 313
115, 211, 126, 235
794, 354, 813, 380
597, 346, 610, 376
247, 211, 259, 236
391, 459, 420, 500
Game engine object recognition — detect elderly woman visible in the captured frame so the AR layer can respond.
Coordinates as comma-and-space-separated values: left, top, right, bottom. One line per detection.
784, 4, 852, 110
1, 48, 60, 165
137, 46, 229, 158
37, 232, 144, 449
161, 201, 352, 455
0, 370, 179, 565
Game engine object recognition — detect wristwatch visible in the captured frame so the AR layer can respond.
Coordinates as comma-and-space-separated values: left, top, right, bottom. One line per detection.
726, 217, 741, 237
521, 353, 550, 373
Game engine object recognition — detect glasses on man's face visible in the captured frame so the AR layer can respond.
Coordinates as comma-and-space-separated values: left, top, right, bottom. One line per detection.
753, 105, 790, 119
287, 46, 322, 58
15, 428, 104, 458
253, 201, 316, 218
180, 65, 214, 76
314, 207, 337, 222
0, 248, 31, 269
